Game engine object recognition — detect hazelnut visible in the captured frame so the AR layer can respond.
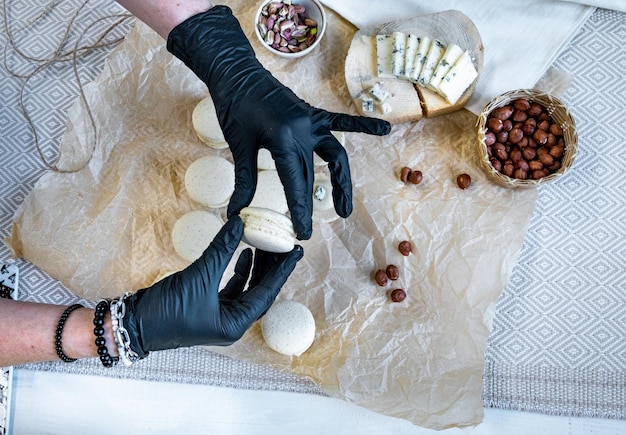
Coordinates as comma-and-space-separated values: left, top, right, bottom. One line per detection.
533, 129, 548, 145
512, 110, 528, 122
528, 160, 544, 171
509, 128, 524, 144
390, 289, 407, 303
489, 158, 502, 172
550, 144, 564, 158
513, 98, 531, 111
488, 118, 504, 132
493, 143, 508, 161
509, 149, 523, 163
513, 168, 528, 180
386, 264, 399, 280
400, 167, 412, 183
522, 146, 536, 161
503, 161, 515, 177
484, 131, 496, 146
527, 102, 543, 117
492, 106, 514, 120
408, 170, 423, 185
456, 173, 471, 189
374, 269, 388, 286
537, 119, 550, 132
550, 123, 564, 135
398, 241, 412, 256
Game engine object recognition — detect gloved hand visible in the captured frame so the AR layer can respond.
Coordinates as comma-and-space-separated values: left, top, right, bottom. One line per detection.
123, 217, 303, 357
167, 6, 391, 240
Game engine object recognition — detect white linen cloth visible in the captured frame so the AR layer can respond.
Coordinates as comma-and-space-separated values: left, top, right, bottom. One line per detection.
560, 0, 626, 10
320, 0, 595, 114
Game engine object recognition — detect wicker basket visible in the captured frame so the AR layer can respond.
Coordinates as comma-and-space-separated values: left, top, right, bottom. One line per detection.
476, 89, 578, 188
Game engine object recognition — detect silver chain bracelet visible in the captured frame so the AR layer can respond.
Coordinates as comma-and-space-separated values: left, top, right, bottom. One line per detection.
110, 292, 140, 367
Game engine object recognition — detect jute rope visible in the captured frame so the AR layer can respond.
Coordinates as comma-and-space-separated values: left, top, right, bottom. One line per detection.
2, 0, 133, 173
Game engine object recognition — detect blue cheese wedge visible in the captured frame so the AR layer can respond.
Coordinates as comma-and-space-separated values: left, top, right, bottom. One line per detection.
428, 43, 464, 91
403, 34, 420, 80
391, 32, 406, 77
417, 39, 445, 87
376, 34, 395, 78
409, 35, 432, 82
437, 51, 478, 104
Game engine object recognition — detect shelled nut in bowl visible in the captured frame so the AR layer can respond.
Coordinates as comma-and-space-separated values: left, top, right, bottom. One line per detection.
254, 0, 326, 58
476, 89, 578, 189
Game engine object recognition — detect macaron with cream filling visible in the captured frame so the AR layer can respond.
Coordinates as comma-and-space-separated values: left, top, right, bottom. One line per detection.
192, 96, 228, 149
239, 206, 296, 253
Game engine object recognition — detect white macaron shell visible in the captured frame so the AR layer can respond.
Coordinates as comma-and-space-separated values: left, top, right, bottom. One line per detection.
261, 300, 316, 356
185, 155, 235, 208
171, 210, 223, 262
192, 96, 228, 149
249, 170, 289, 214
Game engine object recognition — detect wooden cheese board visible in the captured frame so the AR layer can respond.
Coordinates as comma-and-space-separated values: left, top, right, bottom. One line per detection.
345, 10, 484, 124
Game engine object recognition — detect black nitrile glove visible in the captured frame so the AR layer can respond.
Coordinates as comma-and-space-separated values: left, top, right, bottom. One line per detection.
123, 217, 303, 357
167, 6, 391, 240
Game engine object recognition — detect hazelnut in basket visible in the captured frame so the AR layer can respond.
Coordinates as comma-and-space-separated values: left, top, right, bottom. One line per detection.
476, 89, 578, 188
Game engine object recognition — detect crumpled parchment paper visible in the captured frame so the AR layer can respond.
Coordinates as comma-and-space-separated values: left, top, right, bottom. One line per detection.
6, 1, 541, 429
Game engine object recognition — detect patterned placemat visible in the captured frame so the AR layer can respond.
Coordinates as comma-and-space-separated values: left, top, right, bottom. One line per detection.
482, 8, 626, 419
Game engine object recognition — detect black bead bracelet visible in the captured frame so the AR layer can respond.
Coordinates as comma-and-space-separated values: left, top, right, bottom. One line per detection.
55, 304, 84, 363
93, 300, 118, 368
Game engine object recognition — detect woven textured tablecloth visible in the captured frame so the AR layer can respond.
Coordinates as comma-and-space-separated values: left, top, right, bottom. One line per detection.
1, 0, 624, 424
483, 8, 626, 418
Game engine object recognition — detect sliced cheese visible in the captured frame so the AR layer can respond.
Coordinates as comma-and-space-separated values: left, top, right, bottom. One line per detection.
428, 43, 464, 91
376, 34, 395, 78
409, 35, 432, 82
403, 34, 420, 80
391, 32, 406, 77
417, 39, 445, 87
437, 51, 478, 104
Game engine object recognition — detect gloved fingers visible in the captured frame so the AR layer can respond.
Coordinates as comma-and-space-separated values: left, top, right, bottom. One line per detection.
227, 149, 258, 219
314, 136, 353, 218
189, 216, 245, 286
219, 248, 253, 301
248, 249, 292, 289
319, 110, 392, 136
232, 245, 304, 324
273, 153, 314, 241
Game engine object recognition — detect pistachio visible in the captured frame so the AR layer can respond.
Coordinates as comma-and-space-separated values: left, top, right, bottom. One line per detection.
259, 2, 319, 54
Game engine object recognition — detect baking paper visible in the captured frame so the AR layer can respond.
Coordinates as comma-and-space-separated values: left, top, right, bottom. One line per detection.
6, 2, 540, 429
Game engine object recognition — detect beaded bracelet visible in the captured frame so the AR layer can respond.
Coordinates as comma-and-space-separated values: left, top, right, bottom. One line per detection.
93, 300, 119, 368
55, 304, 84, 363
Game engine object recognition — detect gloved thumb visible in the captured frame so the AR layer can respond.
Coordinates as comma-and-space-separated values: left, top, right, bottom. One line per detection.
235, 245, 304, 324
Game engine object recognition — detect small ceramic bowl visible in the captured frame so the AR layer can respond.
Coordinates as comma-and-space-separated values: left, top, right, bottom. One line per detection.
254, 0, 327, 59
